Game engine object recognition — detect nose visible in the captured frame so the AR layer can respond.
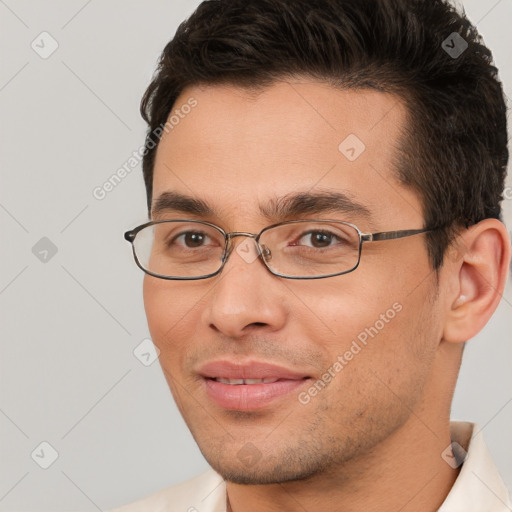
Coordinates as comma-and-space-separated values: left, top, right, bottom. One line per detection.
201, 237, 287, 339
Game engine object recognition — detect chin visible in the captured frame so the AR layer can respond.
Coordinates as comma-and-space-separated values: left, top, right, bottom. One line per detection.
215, 466, 320, 485
204, 446, 333, 486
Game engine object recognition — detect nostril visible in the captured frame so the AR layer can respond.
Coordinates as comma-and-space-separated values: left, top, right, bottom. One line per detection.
250, 322, 267, 327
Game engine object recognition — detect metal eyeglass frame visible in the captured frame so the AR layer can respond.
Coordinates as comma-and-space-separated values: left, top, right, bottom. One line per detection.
124, 219, 433, 281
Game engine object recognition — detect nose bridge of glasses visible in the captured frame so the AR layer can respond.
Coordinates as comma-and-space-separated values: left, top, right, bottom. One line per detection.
224, 231, 270, 262
227, 231, 258, 240
226, 231, 259, 252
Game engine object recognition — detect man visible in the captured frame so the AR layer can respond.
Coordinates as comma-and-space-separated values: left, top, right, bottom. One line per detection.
116, 0, 511, 510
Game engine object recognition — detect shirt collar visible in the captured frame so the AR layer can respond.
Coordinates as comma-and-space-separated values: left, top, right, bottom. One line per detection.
438, 421, 511, 511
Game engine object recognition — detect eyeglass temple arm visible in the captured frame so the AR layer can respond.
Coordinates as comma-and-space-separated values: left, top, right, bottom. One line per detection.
361, 228, 431, 242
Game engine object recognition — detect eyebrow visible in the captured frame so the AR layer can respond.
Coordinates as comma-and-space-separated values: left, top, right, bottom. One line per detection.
152, 191, 214, 218
262, 190, 372, 221
151, 190, 372, 222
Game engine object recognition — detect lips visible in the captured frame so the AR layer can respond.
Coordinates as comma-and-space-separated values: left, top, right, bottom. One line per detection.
199, 360, 311, 411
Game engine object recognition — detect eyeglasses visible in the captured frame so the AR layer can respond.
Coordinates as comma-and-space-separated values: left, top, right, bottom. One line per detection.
124, 219, 431, 280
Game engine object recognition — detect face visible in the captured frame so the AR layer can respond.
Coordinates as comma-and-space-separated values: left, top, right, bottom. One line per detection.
143, 80, 444, 484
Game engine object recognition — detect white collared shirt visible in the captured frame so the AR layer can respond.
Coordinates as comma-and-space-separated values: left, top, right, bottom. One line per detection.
110, 422, 511, 512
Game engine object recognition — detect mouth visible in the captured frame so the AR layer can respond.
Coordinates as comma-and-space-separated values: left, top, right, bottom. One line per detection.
211, 377, 282, 385
199, 360, 312, 411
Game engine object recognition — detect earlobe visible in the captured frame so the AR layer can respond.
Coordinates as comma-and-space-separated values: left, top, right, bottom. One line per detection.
442, 219, 511, 344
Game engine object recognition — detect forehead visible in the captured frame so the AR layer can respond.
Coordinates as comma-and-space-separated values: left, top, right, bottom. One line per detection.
152, 80, 423, 229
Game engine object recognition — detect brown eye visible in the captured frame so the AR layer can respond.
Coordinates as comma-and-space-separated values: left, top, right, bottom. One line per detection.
182, 232, 207, 248
297, 230, 340, 248
309, 232, 332, 248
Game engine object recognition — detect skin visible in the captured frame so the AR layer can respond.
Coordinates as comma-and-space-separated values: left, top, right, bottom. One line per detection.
142, 79, 510, 512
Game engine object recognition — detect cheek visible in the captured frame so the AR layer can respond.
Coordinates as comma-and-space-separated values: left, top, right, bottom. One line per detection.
295, 278, 400, 345
312, 297, 435, 428
298, 274, 436, 380
142, 277, 202, 358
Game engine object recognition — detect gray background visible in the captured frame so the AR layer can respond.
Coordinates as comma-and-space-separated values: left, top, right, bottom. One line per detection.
1, 1, 511, 510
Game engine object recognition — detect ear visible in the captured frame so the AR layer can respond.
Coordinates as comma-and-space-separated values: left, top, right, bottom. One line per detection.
442, 219, 511, 344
